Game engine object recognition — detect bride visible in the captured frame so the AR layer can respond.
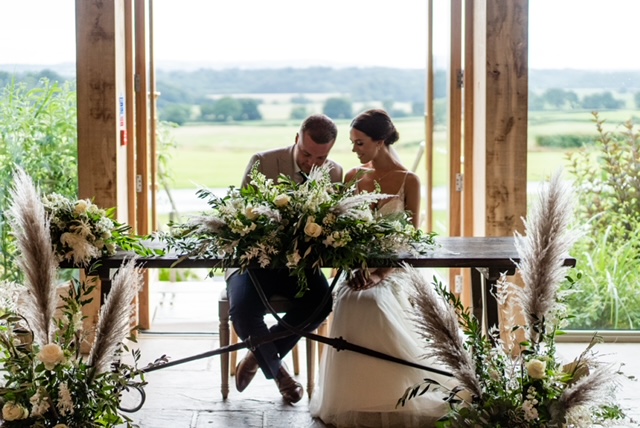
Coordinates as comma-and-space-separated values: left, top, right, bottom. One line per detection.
309, 109, 454, 427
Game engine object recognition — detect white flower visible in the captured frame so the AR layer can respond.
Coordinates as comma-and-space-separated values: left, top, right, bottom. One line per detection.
37, 343, 66, 370
304, 220, 323, 238
54, 425, 70, 428
244, 205, 259, 220
72, 311, 84, 331
526, 358, 547, 379
74, 199, 89, 215
522, 398, 539, 421
57, 382, 75, 416
29, 389, 50, 417
274, 194, 290, 207
2, 402, 29, 421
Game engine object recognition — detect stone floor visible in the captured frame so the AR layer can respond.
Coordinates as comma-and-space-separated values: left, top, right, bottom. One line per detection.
122, 279, 640, 427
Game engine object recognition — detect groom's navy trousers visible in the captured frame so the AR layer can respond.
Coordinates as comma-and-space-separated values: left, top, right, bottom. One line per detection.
227, 268, 333, 379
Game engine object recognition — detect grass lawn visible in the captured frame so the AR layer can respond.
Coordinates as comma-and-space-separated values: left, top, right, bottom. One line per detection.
163, 112, 613, 190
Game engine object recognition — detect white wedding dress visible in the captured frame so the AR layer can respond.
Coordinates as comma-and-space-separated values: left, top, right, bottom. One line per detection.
310, 177, 455, 427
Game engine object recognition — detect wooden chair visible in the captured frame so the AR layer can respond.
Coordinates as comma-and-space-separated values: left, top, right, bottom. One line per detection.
218, 289, 327, 399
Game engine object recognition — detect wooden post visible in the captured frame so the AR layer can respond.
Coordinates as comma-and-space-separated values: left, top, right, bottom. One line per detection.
471, 0, 529, 333
135, 0, 152, 329
76, 0, 130, 346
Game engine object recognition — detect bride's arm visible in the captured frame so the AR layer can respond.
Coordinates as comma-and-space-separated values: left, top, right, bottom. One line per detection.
346, 267, 393, 291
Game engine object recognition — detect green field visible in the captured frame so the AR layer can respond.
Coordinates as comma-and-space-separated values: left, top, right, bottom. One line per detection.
162, 109, 634, 190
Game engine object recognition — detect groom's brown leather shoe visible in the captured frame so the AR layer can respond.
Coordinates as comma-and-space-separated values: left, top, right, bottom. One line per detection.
275, 362, 304, 403
235, 351, 259, 392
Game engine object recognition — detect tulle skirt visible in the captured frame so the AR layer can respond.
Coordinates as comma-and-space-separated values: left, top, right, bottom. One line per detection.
309, 272, 455, 427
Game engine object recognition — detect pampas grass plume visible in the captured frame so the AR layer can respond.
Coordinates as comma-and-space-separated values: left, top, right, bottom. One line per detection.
88, 258, 142, 378
7, 167, 58, 345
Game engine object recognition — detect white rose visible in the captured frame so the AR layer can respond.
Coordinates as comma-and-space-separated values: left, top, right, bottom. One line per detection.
304, 221, 322, 238
37, 343, 65, 370
74, 200, 89, 215
244, 206, 259, 220
526, 358, 547, 379
274, 194, 290, 207
2, 402, 29, 421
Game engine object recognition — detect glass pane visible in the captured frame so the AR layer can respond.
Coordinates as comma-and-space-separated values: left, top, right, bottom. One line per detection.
529, 0, 640, 332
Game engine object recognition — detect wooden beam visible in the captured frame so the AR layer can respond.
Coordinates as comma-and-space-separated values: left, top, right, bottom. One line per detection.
76, 0, 129, 347
484, 0, 528, 237
135, 0, 151, 329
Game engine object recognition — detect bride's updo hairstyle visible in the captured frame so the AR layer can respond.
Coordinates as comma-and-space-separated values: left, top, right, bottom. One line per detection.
350, 109, 400, 145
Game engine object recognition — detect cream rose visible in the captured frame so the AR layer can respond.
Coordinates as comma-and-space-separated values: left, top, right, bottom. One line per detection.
244, 206, 259, 220
526, 358, 547, 379
274, 194, 290, 207
74, 199, 89, 215
2, 402, 29, 421
304, 221, 322, 238
37, 343, 65, 370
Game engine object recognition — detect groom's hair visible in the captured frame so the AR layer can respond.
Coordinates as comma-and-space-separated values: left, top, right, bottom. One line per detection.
300, 114, 338, 145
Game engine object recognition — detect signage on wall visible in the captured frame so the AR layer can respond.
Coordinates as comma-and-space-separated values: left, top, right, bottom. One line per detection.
119, 94, 127, 146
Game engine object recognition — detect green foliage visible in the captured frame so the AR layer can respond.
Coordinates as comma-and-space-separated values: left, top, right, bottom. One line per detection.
564, 113, 640, 329
322, 97, 352, 120
160, 165, 436, 296
566, 229, 640, 329
407, 277, 625, 427
160, 104, 192, 125
0, 78, 78, 283
541, 88, 579, 109
289, 106, 308, 120
198, 97, 262, 122
566, 113, 640, 239
580, 91, 624, 110
535, 134, 595, 149
0, 274, 146, 427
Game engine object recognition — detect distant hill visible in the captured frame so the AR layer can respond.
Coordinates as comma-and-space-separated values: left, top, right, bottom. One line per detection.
2, 63, 638, 103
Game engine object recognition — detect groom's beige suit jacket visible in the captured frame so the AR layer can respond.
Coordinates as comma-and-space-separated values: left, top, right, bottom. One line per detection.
240, 145, 342, 187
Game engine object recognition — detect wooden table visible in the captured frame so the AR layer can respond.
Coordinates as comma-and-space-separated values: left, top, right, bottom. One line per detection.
63, 236, 576, 331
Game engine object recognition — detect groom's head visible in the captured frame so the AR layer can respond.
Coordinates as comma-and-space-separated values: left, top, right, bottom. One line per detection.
294, 114, 338, 174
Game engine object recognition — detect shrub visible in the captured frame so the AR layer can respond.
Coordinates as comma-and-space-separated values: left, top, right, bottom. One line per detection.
0, 78, 78, 282
536, 134, 595, 149
563, 113, 640, 329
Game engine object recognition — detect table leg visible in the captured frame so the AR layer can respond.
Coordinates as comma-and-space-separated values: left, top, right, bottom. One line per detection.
96, 266, 112, 305
470, 268, 484, 324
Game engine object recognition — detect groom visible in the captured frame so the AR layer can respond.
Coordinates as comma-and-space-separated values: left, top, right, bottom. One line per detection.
227, 114, 343, 403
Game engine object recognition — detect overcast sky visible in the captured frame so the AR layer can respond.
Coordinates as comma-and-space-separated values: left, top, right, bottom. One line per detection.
0, 0, 638, 70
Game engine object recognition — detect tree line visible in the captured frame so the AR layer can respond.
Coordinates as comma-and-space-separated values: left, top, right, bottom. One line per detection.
2, 67, 639, 125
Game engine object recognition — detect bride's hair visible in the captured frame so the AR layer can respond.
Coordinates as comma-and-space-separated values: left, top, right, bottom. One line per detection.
351, 109, 400, 145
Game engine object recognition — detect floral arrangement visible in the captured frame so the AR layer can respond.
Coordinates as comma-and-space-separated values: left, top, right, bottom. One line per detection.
42, 193, 155, 267
401, 171, 631, 427
161, 164, 436, 295
0, 169, 147, 427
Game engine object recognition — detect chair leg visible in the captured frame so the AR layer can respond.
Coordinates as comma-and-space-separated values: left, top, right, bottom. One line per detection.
306, 334, 317, 397
230, 327, 238, 376
291, 343, 300, 375
219, 303, 230, 400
